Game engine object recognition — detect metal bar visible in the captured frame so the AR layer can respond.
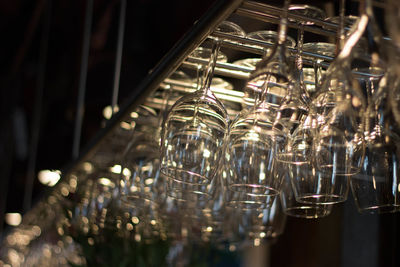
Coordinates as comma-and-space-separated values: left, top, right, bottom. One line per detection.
183, 59, 253, 79
111, 0, 127, 116
72, 0, 93, 159
11, 0, 47, 76
211, 31, 334, 62
23, 0, 52, 212
240, 1, 391, 41
242, 1, 339, 31
236, 7, 336, 38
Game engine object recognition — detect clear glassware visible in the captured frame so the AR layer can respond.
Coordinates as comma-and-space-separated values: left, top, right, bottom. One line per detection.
312, 27, 368, 177
286, 7, 372, 204
233, 57, 262, 109
324, 15, 368, 55
275, 45, 333, 165
225, 0, 292, 209
288, 4, 326, 104
160, 21, 245, 200
120, 132, 163, 202
229, 196, 286, 249
350, 67, 400, 214
216, 20, 246, 39
160, 39, 229, 198
302, 42, 335, 95
315, 0, 390, 177
279, 166, 333, 218
247, 30, 296, 53
244, 30, 295, 110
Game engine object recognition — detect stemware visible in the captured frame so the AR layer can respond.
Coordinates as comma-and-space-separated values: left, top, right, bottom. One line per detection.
251, 7, 325, 149
275, 43, 334, 165
312, 12, 369, 177
288, 5, 326, 104
235, 197, 286, 245
160, 20, 247, 199
225, 0, 292, 209
287, 4, 372, 204
302, 42, 335, 94
247, 30, 296, 54
244, 30, 295, 109
160, 39, 228, 198
350, 68, 400, 214
315, 0, 390, 176
279, 165, 332, 218
216, 20, 246, 40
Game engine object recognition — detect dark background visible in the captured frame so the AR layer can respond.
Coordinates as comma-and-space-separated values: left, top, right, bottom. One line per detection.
0, 0, 399, 266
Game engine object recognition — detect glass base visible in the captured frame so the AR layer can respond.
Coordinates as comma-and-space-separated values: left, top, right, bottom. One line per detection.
296, 193, 347, 204
284, 206, 331, 219
356, 204, 400, 214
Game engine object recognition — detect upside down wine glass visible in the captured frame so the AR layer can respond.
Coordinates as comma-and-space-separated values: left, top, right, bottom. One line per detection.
289, 1, 369, 204
226, 0, 292, 210
275, 5, 326, 164
160, 39, 228, 200
350, 68, 400, 214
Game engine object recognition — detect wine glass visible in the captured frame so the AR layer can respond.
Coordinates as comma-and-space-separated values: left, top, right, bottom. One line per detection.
288, 10, 370, 204
247, 30, 296, 54
235, 197, 286, 245
312, 21, 369, 178
160, 20, 246, 199
288, 5, 326, 104
279, 165, 333, 218
216, 20, 246, 40
160, 38, 229, 199
324, 15, 368, 56
351, 67, 400, 214
275, 43, 334, 165
225, 0, 292, 210
244, 30, 296, 109
302, 42, 335, 94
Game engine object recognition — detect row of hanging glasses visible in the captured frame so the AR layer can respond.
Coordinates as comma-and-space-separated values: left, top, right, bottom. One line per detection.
7, 1, 400, 265
157, 0, 400, 241
53, 0, 400, 255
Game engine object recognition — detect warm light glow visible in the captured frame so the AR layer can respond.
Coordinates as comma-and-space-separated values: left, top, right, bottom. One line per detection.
98, 177, 115, 188
103, 105, 119, 120
145, 178, 154, 185
126, 223, 134, 231
5, 213, 22, 226
122, 167, 131, 177
130, 111, 139, 119
203, 149, 211, 158
38, 169, 61, 187
82, 162, 93, 173
135, 234, 141, 242
132, 217, 139, 224
110, 164, 122, 174
120, 121, 135, 130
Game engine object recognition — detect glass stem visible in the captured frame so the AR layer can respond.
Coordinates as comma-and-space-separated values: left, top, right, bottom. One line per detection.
200, 40, 221, 95
296, 23, 310, 104
336, 0, 346, 55
192, 39, 221, 126
338, 0, 369, 60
